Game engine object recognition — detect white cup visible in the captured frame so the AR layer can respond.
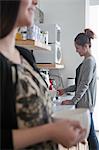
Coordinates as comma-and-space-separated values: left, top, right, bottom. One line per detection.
52, 108, 90, 138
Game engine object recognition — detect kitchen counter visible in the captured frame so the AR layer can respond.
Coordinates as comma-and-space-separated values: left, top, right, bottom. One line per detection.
52, 94, 75, 112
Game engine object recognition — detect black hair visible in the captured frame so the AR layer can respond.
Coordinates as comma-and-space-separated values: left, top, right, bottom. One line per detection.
74, 28, 95, 48
0, 0, 20, 39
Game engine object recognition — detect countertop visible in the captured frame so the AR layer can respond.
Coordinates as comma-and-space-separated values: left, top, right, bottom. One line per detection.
52, 94, 75, 112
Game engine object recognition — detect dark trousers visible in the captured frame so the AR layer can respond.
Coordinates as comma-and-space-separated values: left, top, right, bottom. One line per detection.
87, 113, 99, 150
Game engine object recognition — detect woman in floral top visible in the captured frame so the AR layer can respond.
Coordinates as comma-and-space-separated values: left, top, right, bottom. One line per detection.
0, 0, 86, 149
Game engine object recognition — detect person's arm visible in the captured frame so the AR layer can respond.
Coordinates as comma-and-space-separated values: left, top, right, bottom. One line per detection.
64, 85, 76, 93
72, 57, 96, 104
13, 120, 86, 149
58, 85, 76, 96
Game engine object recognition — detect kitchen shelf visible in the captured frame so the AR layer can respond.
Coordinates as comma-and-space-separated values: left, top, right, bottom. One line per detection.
36, 63, 64, 69
15, 39, 51, 51
15, 40, 64, 69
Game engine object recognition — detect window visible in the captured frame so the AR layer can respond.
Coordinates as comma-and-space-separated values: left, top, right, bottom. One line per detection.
89, 5, 99, 130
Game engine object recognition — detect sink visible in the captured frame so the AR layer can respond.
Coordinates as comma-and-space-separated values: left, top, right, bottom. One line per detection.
52, 95, 75, 112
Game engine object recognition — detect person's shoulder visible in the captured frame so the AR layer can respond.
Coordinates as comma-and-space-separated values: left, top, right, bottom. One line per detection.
0, 52, 9, 66
84, 56, 96, 64
87, 55, 95, 60
16, 45, 36, 65
83, 56, 96, 70
0, 52, 6, 61
0, 53, 11, 81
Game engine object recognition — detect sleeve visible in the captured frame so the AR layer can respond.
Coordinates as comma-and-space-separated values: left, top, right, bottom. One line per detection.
0, 56, 13, 149
64, 85, 76, 93
72, 57, 96, 104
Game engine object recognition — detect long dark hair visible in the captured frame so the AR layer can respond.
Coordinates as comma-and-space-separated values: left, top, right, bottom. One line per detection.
0, 0, 20, 39
74, 28, 96, 48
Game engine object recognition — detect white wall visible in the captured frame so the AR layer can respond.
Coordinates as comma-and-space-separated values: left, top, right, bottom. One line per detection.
90, 0, 99, 5
39, 0, 89, 87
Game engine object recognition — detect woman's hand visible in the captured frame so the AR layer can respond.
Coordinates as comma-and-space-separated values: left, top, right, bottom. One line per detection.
57, 89, 65, 96
12, 119, 86, 149
61, 99, 74, 105
49, 120, 86, 148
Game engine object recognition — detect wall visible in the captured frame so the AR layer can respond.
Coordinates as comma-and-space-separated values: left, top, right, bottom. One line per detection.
90, 0, 99, 5
39, 0, 89, 87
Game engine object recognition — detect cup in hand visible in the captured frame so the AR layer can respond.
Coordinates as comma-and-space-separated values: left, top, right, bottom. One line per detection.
52, 108, 90, 139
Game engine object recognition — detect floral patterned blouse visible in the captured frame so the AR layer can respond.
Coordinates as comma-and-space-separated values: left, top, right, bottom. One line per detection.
14, 56, 58, 150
